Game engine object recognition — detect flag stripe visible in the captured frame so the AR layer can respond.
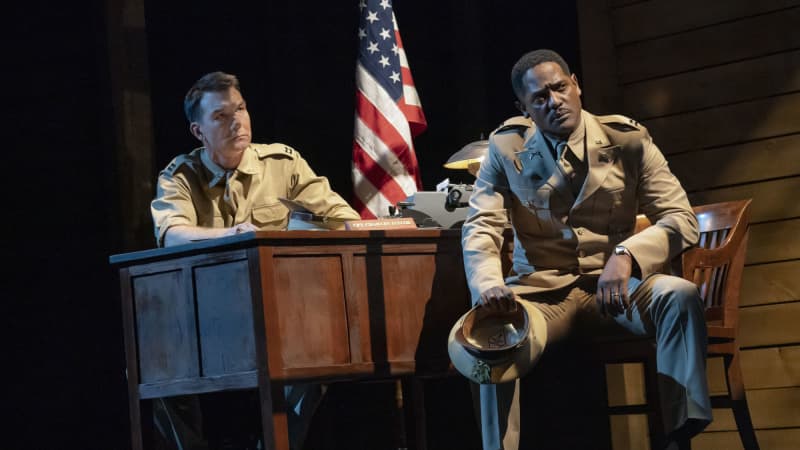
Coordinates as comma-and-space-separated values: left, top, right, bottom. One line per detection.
354, 87, 419, 180
352, 140, 410, 203
348, 188, 374, 219
355, 63, 417, 151
353, 115, 417, 192
352, 0, 426, 219
352, 166, 396, 219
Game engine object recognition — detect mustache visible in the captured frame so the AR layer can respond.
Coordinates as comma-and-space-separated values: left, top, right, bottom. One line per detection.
548, 108, 570, 120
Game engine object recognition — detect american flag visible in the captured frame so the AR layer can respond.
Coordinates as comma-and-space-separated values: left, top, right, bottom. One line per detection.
352, 0, 427, 219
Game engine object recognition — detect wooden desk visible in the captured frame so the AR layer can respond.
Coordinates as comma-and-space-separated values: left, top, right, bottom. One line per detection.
110, 229, 472, 450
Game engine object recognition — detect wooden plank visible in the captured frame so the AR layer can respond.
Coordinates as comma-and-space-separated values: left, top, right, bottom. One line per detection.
606, 363, 645, 406
740, 346, 800, 390
610, 0, 642, 8
138, 371, 258, 399
610, 388, 800, 442
106, 0, 157, 252
739, 301, 800, 348
609, 414, 648, 450
705, 387, 800, 431
746, 219, 800, 265
708, 345, 800, 393
577, 0, 623, 114
133, 269, 199, 383
645, 93, 800, 155
612, 0, 800, 45
195, 259, 257, 376
693, 428, 800, 450
271, 255, 351, 369
623, 50, 800, 119
670, 134, 800, 193
609, 346, 800, 401
687, 178, 800, 225
741, 260, 800, 307
617, 7, 800, 83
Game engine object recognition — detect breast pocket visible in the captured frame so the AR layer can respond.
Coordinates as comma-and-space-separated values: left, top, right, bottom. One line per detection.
512, 184, 558, 235
251, 201, 289, 229
591, 186, 635, 234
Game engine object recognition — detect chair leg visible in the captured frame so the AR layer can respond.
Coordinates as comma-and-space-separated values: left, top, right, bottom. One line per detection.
644, 350, 666, 450
724, 351, 760, 450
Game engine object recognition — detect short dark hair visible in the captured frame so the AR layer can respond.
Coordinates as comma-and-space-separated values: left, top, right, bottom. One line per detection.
183, 71, 241, 122
510, 49, 571, 100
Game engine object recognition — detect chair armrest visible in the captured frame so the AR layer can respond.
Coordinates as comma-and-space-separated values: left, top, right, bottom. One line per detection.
681, 245, 735, 272
681, 224, 749, 279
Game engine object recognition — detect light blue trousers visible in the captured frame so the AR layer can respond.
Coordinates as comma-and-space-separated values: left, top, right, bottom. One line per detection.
476, 274, 712, 450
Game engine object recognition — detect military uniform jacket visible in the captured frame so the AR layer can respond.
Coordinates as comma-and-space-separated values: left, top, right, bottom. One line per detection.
461, 110, 699, 301
151, 143, 359, 246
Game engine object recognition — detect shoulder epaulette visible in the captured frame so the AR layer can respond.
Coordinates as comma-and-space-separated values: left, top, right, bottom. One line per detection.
494, 116, 532, 135
253, 143, 298, 160
597, 114, 643, 133
164, 154, 193, 176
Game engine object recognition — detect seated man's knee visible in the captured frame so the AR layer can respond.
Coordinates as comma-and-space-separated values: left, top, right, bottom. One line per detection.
652, 276, 703, 320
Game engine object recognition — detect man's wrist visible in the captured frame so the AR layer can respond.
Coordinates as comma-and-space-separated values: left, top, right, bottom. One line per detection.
614, 245, 642, 278
614, 245, 632, 258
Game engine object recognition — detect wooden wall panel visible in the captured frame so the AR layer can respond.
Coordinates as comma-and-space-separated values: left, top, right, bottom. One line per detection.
739, 301, 800, 348
576, 0, 622, 114
577, 1, 800, 447
623, 50, 800, 119
609, 0, 642, 8
705, 387, 800, 430
609, 414, 648, 450
644, 93, 800, 155
608, 374, 800, 444
612, 0, 800, 44
746, 219, 800, 265
708, 346, 800, 392
606, 363, 645, 406
687, 178, 800, 225
617, 7, 800, 83
693, 428, 800, 450
685, 182, 790, 215
107, 0, 157, 251
671, 135, 800, 192
741, 261, 800, 307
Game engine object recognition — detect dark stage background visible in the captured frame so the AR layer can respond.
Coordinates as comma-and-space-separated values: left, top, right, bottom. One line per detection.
144, 1, 581, 197
7, 1, 579, 448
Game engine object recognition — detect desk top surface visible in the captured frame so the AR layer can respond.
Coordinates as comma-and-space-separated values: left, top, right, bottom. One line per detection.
109, 228, 466, 266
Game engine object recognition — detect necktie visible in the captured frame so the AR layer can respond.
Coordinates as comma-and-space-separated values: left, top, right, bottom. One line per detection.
223, 170, 240, 225
556, 140, 568, 161
557, 142, 587, 197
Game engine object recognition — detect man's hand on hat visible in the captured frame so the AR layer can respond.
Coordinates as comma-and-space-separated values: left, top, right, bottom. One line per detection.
597, 254, 633, 316
479, 285, 518, 313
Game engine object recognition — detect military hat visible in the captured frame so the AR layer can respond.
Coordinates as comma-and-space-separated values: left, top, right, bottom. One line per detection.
448, 300, 547, 384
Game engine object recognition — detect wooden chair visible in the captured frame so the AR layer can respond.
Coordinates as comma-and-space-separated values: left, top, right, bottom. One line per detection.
593, 199, 758, 450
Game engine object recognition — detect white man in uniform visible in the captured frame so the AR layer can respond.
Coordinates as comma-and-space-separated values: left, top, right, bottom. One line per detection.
151, 71, 359, 450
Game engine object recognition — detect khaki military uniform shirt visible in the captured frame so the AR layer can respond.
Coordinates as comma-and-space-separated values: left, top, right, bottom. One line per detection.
462, 110, 698, 302
151, 143, 360, 246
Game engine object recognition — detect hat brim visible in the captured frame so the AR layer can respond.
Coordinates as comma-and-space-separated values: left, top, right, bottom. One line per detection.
448, 301, 547, 384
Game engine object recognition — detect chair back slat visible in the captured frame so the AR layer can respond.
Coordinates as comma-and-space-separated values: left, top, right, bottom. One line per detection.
614, 201, 751, 327
683, 199, 752, 329
694, 227, 731, 316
